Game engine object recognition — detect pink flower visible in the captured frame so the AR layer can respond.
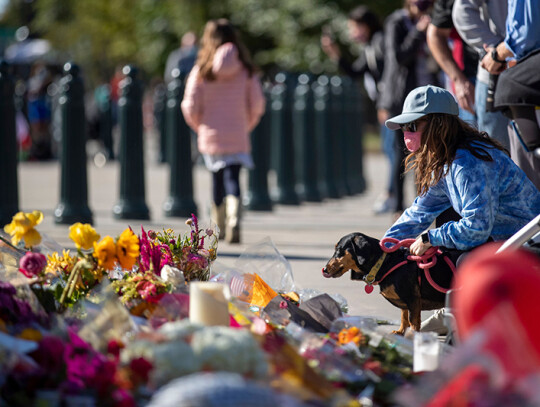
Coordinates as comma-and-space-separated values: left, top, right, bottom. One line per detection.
279, 300, 288, 309
112, 389, 136, 407
136, 280, 157, 300
19, 251, 47, 278
187, 253, 208, 270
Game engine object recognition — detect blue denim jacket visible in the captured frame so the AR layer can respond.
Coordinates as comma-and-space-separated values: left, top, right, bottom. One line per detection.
384, 144, 540, 250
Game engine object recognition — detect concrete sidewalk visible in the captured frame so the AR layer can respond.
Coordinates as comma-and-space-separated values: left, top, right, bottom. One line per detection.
16, 149, 420, 327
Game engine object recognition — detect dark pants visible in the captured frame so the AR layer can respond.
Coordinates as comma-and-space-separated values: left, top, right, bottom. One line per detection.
212, 164, 241, 206
392, 129, 407, 212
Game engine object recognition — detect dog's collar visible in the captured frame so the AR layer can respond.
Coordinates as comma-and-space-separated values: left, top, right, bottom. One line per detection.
364, 252, 387, 285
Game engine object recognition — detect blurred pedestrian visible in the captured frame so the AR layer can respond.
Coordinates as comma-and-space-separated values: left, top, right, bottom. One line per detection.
164, 31, 198, 84
321, 6, 396, 214
181, 19, 265, 244
27, 61, 53, 160
377, 0, 439, 218
426, 0, 477, 123
452, 0, 510, 150
488, 0, 540, 190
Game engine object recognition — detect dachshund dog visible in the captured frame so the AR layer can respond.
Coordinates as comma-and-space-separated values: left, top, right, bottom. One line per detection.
323, 232, 463, 335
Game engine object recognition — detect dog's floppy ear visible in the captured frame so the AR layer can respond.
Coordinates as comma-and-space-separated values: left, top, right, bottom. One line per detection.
350, 234, 369, 268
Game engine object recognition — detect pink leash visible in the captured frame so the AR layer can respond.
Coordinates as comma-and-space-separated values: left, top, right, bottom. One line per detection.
367, 237, 456, 293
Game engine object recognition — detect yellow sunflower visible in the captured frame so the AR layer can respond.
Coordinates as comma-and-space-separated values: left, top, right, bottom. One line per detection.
3, 210, 43, 248
69, 222, 101, 250
116, 228, 139, 270
93, 236, 117, 271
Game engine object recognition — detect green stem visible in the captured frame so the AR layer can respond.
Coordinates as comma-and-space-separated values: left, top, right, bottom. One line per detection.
0, 235, 26, 254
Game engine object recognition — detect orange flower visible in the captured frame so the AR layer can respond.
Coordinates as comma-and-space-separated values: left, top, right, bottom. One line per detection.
116, 228, 139, 271
94, 236, 117, 270
338, 326, 363, 346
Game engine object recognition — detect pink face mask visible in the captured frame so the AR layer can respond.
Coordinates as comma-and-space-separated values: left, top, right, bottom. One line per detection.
403, 131, 422, 152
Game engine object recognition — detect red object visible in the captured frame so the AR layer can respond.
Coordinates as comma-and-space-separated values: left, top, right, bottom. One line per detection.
453, 243, 540, 376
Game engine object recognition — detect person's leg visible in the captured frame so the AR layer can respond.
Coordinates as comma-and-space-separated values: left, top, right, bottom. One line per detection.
211, 169, 226, 239
374, 126, 397, 214
475, 80, 510, 150
458, 106, 476, 127
508, 122, 540, 190
223, 164, 242, 244
223, 164, 241, 198
392, 129, 406, 214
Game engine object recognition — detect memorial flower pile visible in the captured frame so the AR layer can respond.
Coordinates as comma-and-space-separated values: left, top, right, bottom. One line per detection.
0, 210, 434, 407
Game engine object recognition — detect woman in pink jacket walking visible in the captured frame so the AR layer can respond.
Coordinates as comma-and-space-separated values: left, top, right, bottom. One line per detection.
181, 19, 266, 243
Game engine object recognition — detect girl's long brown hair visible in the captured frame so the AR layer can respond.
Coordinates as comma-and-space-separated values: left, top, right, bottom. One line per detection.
196, 19, 255, 81
405, 114, 509, 196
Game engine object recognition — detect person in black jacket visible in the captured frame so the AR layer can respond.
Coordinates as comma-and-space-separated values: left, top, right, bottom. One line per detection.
377, 0, 440, 217
321, 6, 396, 213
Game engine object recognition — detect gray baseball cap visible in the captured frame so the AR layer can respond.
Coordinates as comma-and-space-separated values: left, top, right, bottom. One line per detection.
385, 85, 459, 130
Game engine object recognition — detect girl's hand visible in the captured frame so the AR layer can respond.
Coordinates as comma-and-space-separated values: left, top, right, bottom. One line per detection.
410, 236, 432, 256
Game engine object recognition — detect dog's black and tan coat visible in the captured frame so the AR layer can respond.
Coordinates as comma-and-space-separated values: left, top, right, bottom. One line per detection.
323, 232, 462, 335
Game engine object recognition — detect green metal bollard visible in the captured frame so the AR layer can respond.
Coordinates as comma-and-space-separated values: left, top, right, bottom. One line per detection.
54, 62, 93, 225
153, 82, 167, 164
293, 73, 321, 202
0, 60, 18, 226
329, 75, 349, 197
271, 72, 299, 205
313, 75, 338, 199
163, 68, 198, 218
245, 82, 273, 211
344, 78, 366, 194
112, 65, 150, 220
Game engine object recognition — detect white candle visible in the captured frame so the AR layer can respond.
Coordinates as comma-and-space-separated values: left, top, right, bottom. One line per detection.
413, 331, 440, 372
189, 282, 231, 326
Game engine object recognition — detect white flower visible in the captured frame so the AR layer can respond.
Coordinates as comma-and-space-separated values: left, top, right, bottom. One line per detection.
150, 342, 200, 386
158, 319, 203, 341
191, 327, 268, 378
160, 265, 185, 287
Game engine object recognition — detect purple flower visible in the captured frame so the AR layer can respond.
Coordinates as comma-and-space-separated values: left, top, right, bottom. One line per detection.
187, 253, 208, 270
19, 251, 47, 278
30, 335, 65, 373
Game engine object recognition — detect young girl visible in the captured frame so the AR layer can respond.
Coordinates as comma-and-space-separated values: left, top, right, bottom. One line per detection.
383, 85, 540, 256
181, 19, 266, 244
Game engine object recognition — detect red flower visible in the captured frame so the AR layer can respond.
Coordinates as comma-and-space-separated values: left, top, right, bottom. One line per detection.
129, 357, 153, 383
107, 339, 125, 359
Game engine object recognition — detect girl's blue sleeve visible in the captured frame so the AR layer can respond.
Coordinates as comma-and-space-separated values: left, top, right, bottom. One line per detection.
429, 159, 496, 249
383, 182, 451, 242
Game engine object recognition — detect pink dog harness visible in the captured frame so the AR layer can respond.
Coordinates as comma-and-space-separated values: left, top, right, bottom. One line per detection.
363, 237, 456, 294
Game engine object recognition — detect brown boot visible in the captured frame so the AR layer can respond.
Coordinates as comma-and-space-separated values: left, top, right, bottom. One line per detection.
210, 203, 226, 240
225, 195, 241, 244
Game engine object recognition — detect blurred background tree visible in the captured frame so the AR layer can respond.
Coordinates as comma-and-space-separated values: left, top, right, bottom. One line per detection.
0, 0, 401, 85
